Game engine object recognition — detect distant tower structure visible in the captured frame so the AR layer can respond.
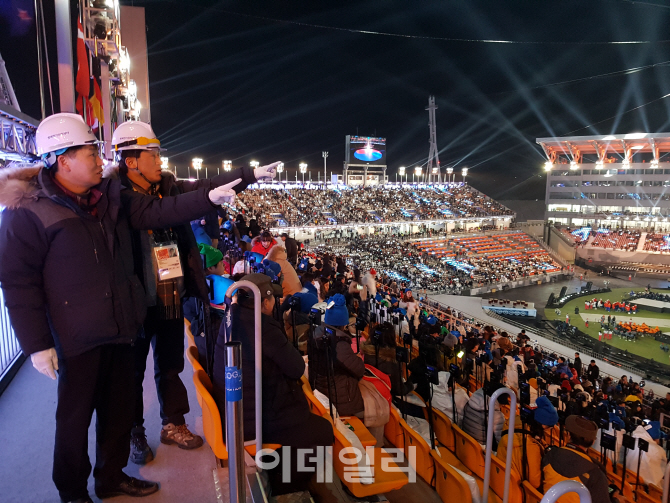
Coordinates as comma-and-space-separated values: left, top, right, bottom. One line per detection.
0, 52, 20, 110
426, 96, 440, 183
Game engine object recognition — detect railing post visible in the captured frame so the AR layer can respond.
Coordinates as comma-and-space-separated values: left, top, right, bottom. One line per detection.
540, 480, 592, 503
225, 341, 245, 503
662, 459, 670, 503
482, 387, 516, 503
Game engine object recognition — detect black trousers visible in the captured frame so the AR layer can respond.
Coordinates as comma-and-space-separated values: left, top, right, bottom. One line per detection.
53, 343, 135, 501
134, 306, 189, 427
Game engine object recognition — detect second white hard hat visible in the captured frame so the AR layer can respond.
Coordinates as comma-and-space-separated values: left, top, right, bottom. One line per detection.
112, 121, 161, 152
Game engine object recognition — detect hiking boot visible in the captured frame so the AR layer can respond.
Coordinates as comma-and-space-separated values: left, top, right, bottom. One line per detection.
160, 423, 203, 450
130, 426, 154, 465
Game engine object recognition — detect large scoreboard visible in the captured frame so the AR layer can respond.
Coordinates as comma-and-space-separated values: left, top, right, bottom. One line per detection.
345, 136, 387, 167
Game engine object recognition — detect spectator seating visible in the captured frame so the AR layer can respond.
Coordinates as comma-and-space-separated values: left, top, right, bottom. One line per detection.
235, 184, 514, 228
591, 229, 641, 251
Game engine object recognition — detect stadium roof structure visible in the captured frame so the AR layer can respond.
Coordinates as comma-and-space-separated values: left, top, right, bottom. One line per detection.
536, 132, 670, 163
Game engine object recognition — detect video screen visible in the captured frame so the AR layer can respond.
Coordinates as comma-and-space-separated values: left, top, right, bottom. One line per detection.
346, 136, 387, 166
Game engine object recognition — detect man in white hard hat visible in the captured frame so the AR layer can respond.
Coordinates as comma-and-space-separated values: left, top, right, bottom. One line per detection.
109, 120, 279, 463
0, 113, 242, 503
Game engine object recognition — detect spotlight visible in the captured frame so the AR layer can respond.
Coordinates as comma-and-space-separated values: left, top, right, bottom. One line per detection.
192, 158, 203, 170
544, 161, 553, 172
595, 160, 604, 169
223, 160, 232, 172
570, 161, 578, 170
160, 157, 169, 170
651, 159, 659, 168
622, 159, 630, 168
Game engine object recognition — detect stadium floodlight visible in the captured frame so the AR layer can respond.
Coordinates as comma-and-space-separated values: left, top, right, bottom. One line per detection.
622, 158, 630, 168
299, 162, 308, 184
570, 161, 578, 170
250, 160, 260, 169
160, 156, 169, 170
223, 160, 232, 172
651, 159, 659, 168
462, 167, 468, 184
192, 158, 203, 179
595, 160, 604, 169
544, 161, 553, 172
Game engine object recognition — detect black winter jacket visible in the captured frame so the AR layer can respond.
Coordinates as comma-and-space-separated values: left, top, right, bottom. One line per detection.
109, 166, 256, 302
310, 326, 365, 416
212, 303, 309, 441
0, 166, 217, 359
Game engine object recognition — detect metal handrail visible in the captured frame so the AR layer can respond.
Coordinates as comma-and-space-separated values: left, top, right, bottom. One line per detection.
482, 387, 516, 503
225, 280, 263, 456
540, 480, 592, 503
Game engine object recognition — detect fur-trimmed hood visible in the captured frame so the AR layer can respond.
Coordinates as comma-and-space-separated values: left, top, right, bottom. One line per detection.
0, 164, 42, 209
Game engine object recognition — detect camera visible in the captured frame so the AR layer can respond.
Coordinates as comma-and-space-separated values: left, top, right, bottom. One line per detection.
425, 365, 439, 386
288, 296, 301, 309
396, 347, 409, 364
601, 432, 617, 451
520, 406, 534, 423
372, 329, 383, 345
309, 307, 322, 325
520, 382, 531, 406
402, 332, 413, 346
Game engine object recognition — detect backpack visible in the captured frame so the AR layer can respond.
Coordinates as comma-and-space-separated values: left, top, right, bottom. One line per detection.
358, 364, 391, 427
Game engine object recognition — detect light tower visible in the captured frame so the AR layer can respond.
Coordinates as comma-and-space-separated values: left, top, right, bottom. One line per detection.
299, 163, 308, 184
426, 96, 440, 183
322, 151, 328, 185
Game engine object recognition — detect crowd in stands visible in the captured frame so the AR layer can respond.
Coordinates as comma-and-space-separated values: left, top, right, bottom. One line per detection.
643, 233, 670, 254
591, 229, 641, 251
184, 213, 670, 503
233, 184, 514, 227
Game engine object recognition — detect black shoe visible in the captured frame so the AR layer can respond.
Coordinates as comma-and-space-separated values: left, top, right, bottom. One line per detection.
95, 477, 160, 499
130, 426, 154, 465
61, 498, 94, 503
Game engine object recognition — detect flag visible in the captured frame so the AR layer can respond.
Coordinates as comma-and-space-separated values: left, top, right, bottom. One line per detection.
89, 75, 104, 126
75, 19, 90, 106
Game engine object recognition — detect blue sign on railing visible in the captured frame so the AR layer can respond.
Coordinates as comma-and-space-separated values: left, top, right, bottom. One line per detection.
225, 366, 243, 402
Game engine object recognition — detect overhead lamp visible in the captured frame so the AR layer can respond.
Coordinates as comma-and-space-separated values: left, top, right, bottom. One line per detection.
544, 161, 553, 172
631, 145, 644, 150
602, 135, 616, 141
624, 133, 647, 140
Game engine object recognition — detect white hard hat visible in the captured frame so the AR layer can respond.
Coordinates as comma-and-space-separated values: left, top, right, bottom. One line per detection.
36, 113, 101, 159
112, 121, 161, 152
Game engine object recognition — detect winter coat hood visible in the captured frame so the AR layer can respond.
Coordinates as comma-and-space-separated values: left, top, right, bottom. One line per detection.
0, 164, 43, 209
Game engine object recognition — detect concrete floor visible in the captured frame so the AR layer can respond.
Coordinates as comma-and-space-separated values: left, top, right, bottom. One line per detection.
0, 349, 218, 503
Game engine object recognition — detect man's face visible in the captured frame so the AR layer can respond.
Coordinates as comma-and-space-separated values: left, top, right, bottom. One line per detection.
261, 295, 274, 315
281, 236, 286, 242
58, 145, 104, 189
575, 354, 579, 359
133, 149, 162, 183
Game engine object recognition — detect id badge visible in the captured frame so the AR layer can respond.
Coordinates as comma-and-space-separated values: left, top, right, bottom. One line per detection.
153, 243, 184, 281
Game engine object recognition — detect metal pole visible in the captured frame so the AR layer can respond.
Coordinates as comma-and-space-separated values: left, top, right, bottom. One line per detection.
226, 281, 263, 455
225, 341, 245, 503
54, 0, 75, 112
482, 387, 516, 503
540, 480, 592, 503
662, 460, 670, 503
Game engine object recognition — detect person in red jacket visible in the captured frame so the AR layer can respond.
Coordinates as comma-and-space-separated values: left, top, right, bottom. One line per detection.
251, 230, 278, 257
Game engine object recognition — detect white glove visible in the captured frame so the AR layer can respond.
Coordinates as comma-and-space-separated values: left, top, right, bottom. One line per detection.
31, 348, 59, 380
209, 178, 242, 205
254, 161, 281, 182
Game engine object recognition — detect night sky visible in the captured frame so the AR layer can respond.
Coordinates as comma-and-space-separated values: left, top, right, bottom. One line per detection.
4, 0, 670, 199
